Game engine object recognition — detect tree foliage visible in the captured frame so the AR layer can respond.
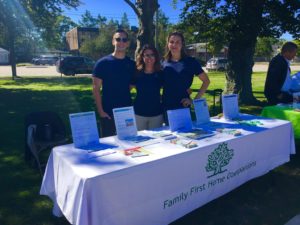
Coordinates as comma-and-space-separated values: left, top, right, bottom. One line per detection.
0, 0, 80, 78
180, 0, 300, 104
78, 10, 107, 28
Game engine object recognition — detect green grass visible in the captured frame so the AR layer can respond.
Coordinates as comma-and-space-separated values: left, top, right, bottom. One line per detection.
0, 73, 300, 225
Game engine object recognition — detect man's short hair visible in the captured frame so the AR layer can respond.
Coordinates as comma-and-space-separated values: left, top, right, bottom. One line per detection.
114, 29, 129, 39
281, 42, 298, 54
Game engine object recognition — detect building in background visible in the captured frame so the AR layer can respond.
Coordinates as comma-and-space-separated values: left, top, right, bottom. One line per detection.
186, 43, 228, 63
0, 48, 9, 65
66, 27, 99, 54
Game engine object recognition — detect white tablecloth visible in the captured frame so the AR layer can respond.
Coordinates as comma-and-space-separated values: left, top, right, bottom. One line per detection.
40, 115, 295, 225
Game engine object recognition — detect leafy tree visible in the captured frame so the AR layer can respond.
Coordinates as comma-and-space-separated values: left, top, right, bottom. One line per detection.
180, 0, 300, 104
0, 0, 80, 79
78, 10, 107, 28
155, 9, 172, 55
294, 39, 300, 56
124, 0, 159, 57
206, 142, 234, 178
120, 13, 130, 30
254, 37, 278, 61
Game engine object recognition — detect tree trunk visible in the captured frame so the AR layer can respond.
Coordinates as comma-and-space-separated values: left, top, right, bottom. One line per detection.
225, 0, 264, 104
124, 0, 159, 59
8, 29, 17, 80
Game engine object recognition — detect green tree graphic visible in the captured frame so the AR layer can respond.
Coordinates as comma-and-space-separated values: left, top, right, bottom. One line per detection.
206, 143, 234, 178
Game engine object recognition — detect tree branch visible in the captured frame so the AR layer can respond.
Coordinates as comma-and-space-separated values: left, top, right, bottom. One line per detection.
123, 0, 141, 17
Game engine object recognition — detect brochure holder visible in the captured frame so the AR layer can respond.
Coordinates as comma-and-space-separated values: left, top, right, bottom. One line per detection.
167, 108, 192, 132
113, 106, 138, 140
193, 98, 210, 124
222, 94, 239, 120
69, 111, 117, 151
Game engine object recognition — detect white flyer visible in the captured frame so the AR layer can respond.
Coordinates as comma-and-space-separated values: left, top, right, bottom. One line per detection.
113, 106, 138, 139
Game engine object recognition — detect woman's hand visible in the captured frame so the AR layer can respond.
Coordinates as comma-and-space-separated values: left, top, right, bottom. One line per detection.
181, 98, 192, 107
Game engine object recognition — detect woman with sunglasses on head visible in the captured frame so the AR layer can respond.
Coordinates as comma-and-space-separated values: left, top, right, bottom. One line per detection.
131, 45, 164, 130
162, 31, 210, 114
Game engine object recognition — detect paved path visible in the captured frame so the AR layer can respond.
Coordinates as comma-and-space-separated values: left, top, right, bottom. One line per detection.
1, 64, 300, 77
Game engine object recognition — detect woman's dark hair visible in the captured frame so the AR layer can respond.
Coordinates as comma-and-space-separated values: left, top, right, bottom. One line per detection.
164, 31, 188, 61
136, 44, 161, 72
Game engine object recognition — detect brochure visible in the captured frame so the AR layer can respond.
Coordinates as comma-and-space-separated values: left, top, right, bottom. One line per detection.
121, 146, 150, 158
167, 108, 193, 132
222, 94, 239, 120
169, 138, 198, 149
293, 92, 300, 109
113, 106, 138, 140
193, 98, 210, 124
177, 128, 215, 140
69, 111, 117, 151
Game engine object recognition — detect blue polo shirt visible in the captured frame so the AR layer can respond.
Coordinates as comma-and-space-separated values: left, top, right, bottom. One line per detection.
92, 54, 135, 116
162, 56, 204, 110
132, 71, 163, 117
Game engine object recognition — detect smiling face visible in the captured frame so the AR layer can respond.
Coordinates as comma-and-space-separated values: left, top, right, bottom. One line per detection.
167, 35, 183, 56
112, 32, 129, 53
143, 49, 156, 68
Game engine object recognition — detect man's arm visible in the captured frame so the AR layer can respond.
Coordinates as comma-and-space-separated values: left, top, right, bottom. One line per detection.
92, 77, 111, 119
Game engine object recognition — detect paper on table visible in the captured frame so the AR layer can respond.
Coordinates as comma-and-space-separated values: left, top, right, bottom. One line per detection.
69, 111, 118, 151
69, 111, 101, 148
193, 98, 210, 124
292, 92, 300, 109
222, 94, 239, 120
113, 106, 138, 140
167, 108, 193, 132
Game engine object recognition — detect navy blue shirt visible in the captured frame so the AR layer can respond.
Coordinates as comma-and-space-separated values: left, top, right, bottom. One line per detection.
92, 54, 135, 116
162, 56, 204, 110
132, 71, 163, 117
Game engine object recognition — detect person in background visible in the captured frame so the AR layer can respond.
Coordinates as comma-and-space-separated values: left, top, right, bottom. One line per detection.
162, 31, 210, 114
92, 29, 135, 137
131, 45, 164, 130
264, 41, 298, 105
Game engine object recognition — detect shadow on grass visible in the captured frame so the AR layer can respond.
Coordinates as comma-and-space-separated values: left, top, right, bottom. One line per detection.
0, 77, 299, 225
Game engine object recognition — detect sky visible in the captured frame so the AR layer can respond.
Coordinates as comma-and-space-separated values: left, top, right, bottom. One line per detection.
63, 0, 185, 26
63, 0, 292, 40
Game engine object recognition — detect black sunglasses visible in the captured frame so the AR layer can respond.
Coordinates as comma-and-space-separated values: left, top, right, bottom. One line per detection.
115, 37, 128, 43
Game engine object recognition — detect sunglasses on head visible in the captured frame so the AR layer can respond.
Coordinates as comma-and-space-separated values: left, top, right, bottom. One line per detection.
115, 37, 128, 43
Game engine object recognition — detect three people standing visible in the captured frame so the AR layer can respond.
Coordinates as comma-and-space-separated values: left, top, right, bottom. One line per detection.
92, 30, 210, 136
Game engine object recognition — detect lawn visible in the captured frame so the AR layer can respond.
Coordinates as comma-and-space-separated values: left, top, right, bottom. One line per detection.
0, 72, 299, 225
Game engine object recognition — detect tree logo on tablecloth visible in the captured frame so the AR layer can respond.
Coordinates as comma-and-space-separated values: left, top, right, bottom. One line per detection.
206, 142, 234, 178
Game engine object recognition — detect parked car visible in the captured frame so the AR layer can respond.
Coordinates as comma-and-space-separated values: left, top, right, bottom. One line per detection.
32, 55, 59, 65
206, 57, 228, 71
56, 56, 95, 76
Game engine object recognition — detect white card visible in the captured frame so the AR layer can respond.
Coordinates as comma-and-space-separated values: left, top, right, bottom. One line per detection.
113, 106, 138, 139
222, 94, 239, 120
193, 98, 210, 124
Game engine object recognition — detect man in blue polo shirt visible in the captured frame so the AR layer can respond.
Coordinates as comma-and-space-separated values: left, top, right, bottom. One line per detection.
92, 29, 135, 137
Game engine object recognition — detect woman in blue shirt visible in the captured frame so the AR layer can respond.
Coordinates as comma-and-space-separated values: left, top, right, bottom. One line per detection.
162, 31, 210, 111
131, 45, 164, 130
